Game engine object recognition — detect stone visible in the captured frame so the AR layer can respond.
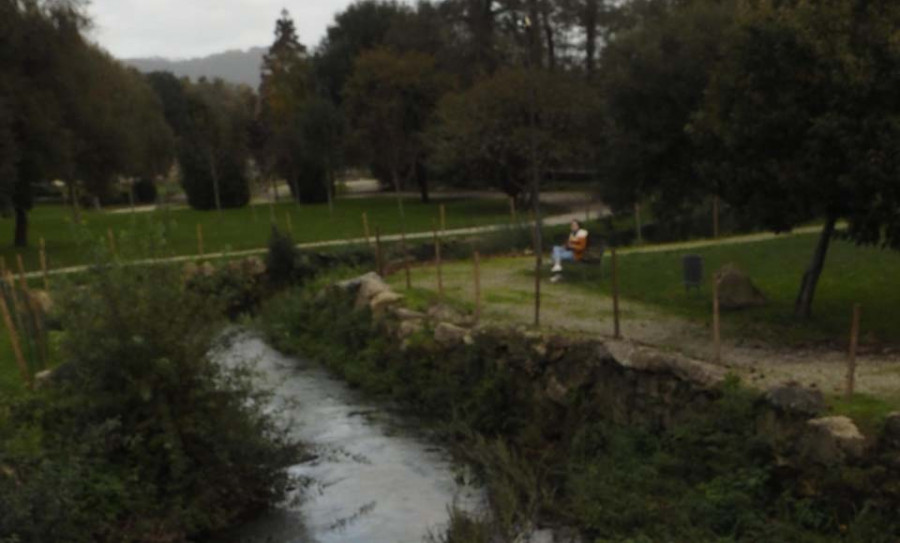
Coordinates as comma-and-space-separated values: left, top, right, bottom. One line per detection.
34, 369, 54, 389
763, 384, 826, 418
881, 412, 900, 449
397, 319, 425, 340
433, 322, 470, 347
544, 374, 569, 404
354, 272, 391, 309
369, 291, 404, 318
606, 340, 727, 389
717, 264, 767, 310
390, 307, 426, 321
28, 289, 53, 316
427, 304, 469, 325
801, 416, 867, 465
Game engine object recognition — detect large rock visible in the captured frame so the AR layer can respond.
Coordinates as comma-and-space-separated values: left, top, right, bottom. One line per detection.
28, 289, 54, 316
800, 416, 867, 465
427, 304, 470, 326
763, 384, 826, 418
606, 340, 727, 389
882, 412, 900, 449
370, 291, 405, 318
390, 307, 426, 321
397, 319, 425, 340
354, 272, 391, 310
433, 322, 471, 347
717, 264, 767, 310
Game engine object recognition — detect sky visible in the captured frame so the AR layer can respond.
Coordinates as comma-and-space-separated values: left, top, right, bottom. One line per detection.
87, 0, 360, 59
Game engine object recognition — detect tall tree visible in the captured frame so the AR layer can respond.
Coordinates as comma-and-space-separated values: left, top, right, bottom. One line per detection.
692, 0, 900, 317
344, 48, 445, 204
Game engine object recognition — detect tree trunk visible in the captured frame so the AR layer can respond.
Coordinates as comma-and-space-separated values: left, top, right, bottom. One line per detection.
415, 160, 430, 204
541, 2, 556, 71
208, 149, 222, 215
584, 0, 598, 77
325, 164, 335, 218
794, 216, 837, 318
14, 206, 27, 248
68, 182, 81, 225
391, 167, 405, 221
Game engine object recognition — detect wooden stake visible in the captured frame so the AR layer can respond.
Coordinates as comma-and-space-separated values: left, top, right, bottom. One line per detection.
0, 291, 29, 388
474, 251, 482, 323
612, 247, 621, 339
434, 222, 444, 301
197, 224, 204, 256
374, 227, 384, 276
440, 204, 447, 233
846, 303, 862, 398
285, 212, 293, 236
401, 227, 411, 290
363, 212, 371, 247
107, 228, 117, 256
39, 238, 49, 290
510, 197, 517, 223
15, 255, 27, 292
713, 272, 722, 364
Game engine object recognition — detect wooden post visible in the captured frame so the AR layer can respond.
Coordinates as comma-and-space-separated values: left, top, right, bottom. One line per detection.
362, 212, 371, 247
39, 238, 49, 290
713, 195, 720, 239
509, 197, 517, 224
0, 292, 29, 388
846, 303, 862, 398
440, 204, 447, 233
713, 272, 722, 364
374, 227, 384, 276
612, 247, 621, 339
401, 227, 411, 290
107, 228, 117, 256
285, 212, 294, 236
15, 254, 27, 292
474, 251, 482, 323
635, 203, 643, 245
197, 224, 204, 257
433, 222, 444, 301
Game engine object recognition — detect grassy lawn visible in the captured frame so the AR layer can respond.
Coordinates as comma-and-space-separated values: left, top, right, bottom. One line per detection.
0, 196, 526, 272
563, 232, 900, 347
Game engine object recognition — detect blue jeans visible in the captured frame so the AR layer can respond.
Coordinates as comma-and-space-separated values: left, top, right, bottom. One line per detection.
552, 246, 574, 264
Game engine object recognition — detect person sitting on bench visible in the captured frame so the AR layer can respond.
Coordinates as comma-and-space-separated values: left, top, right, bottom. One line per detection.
551, 219, 589, 273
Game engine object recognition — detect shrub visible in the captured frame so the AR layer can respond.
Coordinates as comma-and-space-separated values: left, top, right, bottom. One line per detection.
132, 178, 158, 204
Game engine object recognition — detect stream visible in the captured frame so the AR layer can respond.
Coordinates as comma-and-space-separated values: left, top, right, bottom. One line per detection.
211, 332, 480, 543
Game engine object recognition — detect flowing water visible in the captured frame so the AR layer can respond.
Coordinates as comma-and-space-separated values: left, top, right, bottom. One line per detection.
212, 332, 480, 543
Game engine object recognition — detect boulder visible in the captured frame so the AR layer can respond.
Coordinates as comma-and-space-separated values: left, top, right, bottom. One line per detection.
717, 264, 767, 309
397, 319, 425, 340
28, 289, 54, 316
427, 304, 470, 326
606, 340, 727, 389
763, 384, 826, 418
370, 291, 405, 318
390, 307, 427, 321
433, 322, 471, 347
800, 416, 867, 465
354, 272, 391, 310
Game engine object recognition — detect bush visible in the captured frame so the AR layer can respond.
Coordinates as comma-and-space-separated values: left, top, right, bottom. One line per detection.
0, 262, 299, 542
132, 178, 158, 204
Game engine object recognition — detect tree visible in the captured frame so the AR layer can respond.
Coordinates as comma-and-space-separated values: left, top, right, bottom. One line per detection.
344, 48, 446, 204
179, 79, 252, 210
692, 0, 900, 317
428, 67, 600, 202
597, 0, 736, 226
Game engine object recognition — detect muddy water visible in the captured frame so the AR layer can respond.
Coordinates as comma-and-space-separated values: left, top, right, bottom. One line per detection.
212, 332, 479, 543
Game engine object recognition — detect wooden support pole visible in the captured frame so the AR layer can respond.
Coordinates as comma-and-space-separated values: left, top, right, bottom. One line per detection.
612, 247, 621, 339
363, 212, 371, 247
374, 227, 384, 276
0, 292, 29, 388
285, 212, 294, 236
15, 255, 27, 292
107, 228, 116, 256
39, 238, 49, 290
197, 224, 204, 257
434, 222, 444, 301
713, 272, 722, 364
510, 197, 517, 224
846, 303, 862, 398
440, 204, 447, 233
401, 226, 411, 290
474, 251, 482, 323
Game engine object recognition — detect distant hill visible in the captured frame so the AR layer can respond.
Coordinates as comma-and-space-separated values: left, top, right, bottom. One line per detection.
123, 47, 266, 88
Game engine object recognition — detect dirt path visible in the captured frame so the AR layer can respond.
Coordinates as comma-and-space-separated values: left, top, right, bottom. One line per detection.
390, 255, 900, 400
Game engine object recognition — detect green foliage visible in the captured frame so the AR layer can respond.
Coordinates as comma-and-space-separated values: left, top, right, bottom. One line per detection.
0, 262, 299, 542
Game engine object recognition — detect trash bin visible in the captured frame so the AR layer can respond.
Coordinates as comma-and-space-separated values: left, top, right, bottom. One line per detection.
683, 254, 703, 292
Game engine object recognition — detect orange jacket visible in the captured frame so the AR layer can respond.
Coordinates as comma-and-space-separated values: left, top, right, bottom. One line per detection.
568, 230, 589, 260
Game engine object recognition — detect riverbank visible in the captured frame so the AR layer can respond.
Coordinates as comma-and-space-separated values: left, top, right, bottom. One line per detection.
258, 270, 900, 542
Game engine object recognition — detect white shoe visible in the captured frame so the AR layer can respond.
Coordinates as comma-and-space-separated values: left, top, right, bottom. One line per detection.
551, 263, 562, 273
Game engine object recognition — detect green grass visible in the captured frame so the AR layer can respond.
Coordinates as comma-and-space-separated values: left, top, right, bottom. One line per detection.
564, 232, 900, 347
0, 197, 527, 272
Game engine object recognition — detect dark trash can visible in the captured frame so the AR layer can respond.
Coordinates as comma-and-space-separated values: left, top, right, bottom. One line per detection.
683, 254, 703, 292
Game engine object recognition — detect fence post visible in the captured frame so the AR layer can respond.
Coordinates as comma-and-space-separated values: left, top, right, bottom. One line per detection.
375, 227, 384, 276
846, 303, 862, 398
0, 292, 29, 388
474, 251, 482, 323
197, 224, 204, 257
107, 228, 117, 256
15, 255, 27, 293
363, 212, 371, 247
713, 272, 722, 364
285, 212, 293, 236
39, 238, 49, 290
440, 204, 447, 233
401, 226, 411, 290
433, 222, 443, 301
612, 247, 621, 339
509, 197, 517, 224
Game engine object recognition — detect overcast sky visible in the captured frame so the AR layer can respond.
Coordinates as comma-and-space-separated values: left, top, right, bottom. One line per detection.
87, 0, 361, 59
